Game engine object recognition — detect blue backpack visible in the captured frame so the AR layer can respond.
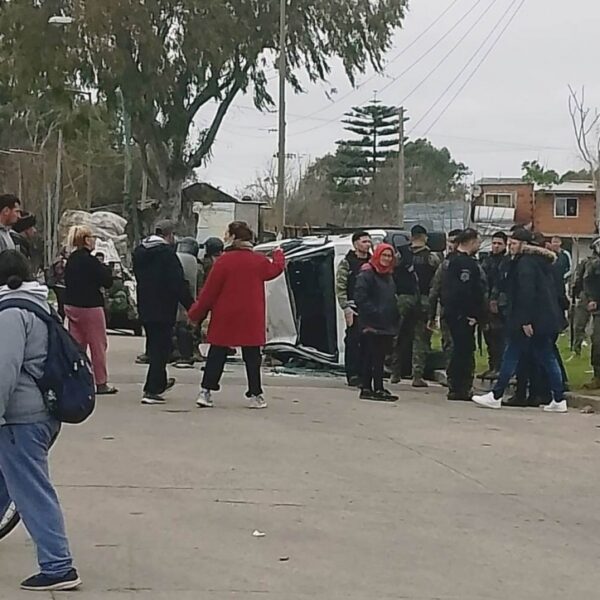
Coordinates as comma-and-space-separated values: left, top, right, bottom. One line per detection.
0, 299, 96, 424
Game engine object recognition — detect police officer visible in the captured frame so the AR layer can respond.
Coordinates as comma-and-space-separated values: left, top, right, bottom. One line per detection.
428, 229, 462, 363
480, 231, 508, 377
441, 228, 486, 401
582, 236, 600, 389
336, 231, 372, 386
571, 257, 591, 356
391, 225, 440, 387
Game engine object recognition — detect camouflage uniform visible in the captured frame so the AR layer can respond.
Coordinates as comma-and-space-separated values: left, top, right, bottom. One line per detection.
429, 258, 453, 363
336, 251, 371, 384
582, 254, 600, 381
392, 246, 440, 380
572, 259, 591, 355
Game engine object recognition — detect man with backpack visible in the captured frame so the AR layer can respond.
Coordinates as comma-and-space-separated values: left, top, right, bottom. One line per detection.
133, 220, 194, 404
0, 250, 84, 592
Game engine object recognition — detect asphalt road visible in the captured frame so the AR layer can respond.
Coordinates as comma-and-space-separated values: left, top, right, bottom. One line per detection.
1, 335, 600, 599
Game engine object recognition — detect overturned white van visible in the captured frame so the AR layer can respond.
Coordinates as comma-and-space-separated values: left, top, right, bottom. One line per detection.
256, 229, 423, 367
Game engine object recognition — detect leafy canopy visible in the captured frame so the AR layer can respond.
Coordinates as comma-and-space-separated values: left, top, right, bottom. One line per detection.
0, 0, 409, 211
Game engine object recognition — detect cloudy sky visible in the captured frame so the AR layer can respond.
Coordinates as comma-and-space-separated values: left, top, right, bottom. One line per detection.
198, 0, 599, 195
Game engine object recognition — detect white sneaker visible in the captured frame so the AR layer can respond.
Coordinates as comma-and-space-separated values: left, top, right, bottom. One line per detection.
196, 389, 214, 408
543, 399, 568, 413
248, 395, 268, 410
472, 391, 502, 410
141, 393, 166, 405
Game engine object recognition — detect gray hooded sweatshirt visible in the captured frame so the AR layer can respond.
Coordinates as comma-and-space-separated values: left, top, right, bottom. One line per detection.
0, 282, 52, 426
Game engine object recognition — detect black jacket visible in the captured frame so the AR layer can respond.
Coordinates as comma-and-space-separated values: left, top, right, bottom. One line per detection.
64, 248, 113, 308
133, 237, 194, 325
505, 245, 562, 336
441, 252, 486, 321
354, 265, 399, 336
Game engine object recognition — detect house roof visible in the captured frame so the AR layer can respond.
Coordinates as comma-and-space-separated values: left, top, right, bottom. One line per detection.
475, 177, 526, 186
534, 181, 596, 194
182, 182, 265, 205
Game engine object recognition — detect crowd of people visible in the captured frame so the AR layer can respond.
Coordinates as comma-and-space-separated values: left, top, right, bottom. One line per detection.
336, 223, 600, 414
1, 188, 599, 592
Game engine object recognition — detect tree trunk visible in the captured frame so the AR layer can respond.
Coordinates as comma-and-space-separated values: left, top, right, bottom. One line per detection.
156, 177, 196, 236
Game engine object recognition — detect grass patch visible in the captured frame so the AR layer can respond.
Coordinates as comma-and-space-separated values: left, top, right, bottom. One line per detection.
431, 331, 594, 391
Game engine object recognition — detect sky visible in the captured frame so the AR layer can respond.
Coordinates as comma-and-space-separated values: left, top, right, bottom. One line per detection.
197, 0, 600, 196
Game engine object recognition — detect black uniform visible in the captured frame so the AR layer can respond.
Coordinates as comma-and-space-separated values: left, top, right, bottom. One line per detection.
441, 252, 486, 398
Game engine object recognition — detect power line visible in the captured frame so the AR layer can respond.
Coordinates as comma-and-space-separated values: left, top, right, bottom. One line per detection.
291, 0, 465, 122
409, 0, 525, 136
389, 0, 501, 105
421, 0, 527, 136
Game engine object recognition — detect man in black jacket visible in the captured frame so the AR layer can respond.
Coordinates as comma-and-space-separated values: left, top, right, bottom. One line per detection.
473, 228, 568, 413
480, 231, 508, 377
335, 231, 372, 386
133, 220, 194, 405
441, 228, 486, 401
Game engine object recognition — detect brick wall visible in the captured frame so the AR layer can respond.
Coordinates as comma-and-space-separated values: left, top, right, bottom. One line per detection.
533, 192, 596, 235
478, 183, 534, 225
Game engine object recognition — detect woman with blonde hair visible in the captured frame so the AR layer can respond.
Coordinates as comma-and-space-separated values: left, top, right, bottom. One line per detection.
64, 226, 116, 395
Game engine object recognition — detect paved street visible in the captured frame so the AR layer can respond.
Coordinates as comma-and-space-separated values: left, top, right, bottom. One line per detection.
2, 335, 600, 599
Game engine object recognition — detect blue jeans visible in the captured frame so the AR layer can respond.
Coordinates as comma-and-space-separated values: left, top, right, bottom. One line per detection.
0, 421, 73, 577
493, 332, 565, 402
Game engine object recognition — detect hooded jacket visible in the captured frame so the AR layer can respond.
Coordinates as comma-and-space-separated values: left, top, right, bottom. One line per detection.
133, 236, 194, 325
505, 245, 562, 336
0, 282, 52, 426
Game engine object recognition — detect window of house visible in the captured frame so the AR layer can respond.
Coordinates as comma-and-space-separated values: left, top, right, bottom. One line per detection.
554, 197, 578, 218
483, 193, 514, 208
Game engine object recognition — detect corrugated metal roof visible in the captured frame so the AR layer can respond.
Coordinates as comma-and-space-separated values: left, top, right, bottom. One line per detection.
404, 201, 468, 232
534, 181, 596, 194
475, 177, 525, 186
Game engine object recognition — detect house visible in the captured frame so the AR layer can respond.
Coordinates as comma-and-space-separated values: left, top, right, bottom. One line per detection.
471, 178, 597, 260
182, 182, 267, 243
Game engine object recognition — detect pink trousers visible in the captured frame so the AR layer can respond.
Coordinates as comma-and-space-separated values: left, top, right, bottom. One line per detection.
64, 306, 108, 386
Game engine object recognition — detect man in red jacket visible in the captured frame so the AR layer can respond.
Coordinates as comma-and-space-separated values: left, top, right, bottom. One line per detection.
188, 221, 285, 409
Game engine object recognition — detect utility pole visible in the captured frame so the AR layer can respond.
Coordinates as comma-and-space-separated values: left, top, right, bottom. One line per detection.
53, 128, 64, 256
398, 106, 405, 228
276, 0, 287, 235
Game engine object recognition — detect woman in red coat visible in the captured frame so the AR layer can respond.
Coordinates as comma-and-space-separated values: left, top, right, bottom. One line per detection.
188, 221, 285, 409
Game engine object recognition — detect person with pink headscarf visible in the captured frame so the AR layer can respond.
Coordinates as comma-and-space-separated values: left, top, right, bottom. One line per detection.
354, 243, 399, 402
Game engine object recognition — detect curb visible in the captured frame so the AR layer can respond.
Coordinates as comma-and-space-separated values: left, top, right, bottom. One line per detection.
433, 369, 599, 413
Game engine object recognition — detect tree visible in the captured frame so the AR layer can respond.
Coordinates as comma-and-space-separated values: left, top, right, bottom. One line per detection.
278, 137, 470, 226
0, 1, 409, 227
560, 168, 592, 183
403, 138, 469, 203
521, 160, 560, 187
335, 101, 400, 187
568, 86, 600, 225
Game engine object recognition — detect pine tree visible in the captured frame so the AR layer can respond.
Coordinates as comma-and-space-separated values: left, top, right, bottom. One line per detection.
334, 101, 400, 191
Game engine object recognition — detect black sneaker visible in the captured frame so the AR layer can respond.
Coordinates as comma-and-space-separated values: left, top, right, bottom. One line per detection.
135, 354, 149, 365
372, 389, 399, 402
21, 569, 81, 592
348, 376, 361, 388
141, 393, 166, 405
359, 389, 376, 400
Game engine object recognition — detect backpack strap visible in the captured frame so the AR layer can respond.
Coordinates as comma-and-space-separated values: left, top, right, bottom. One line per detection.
0, 298, 58, 324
